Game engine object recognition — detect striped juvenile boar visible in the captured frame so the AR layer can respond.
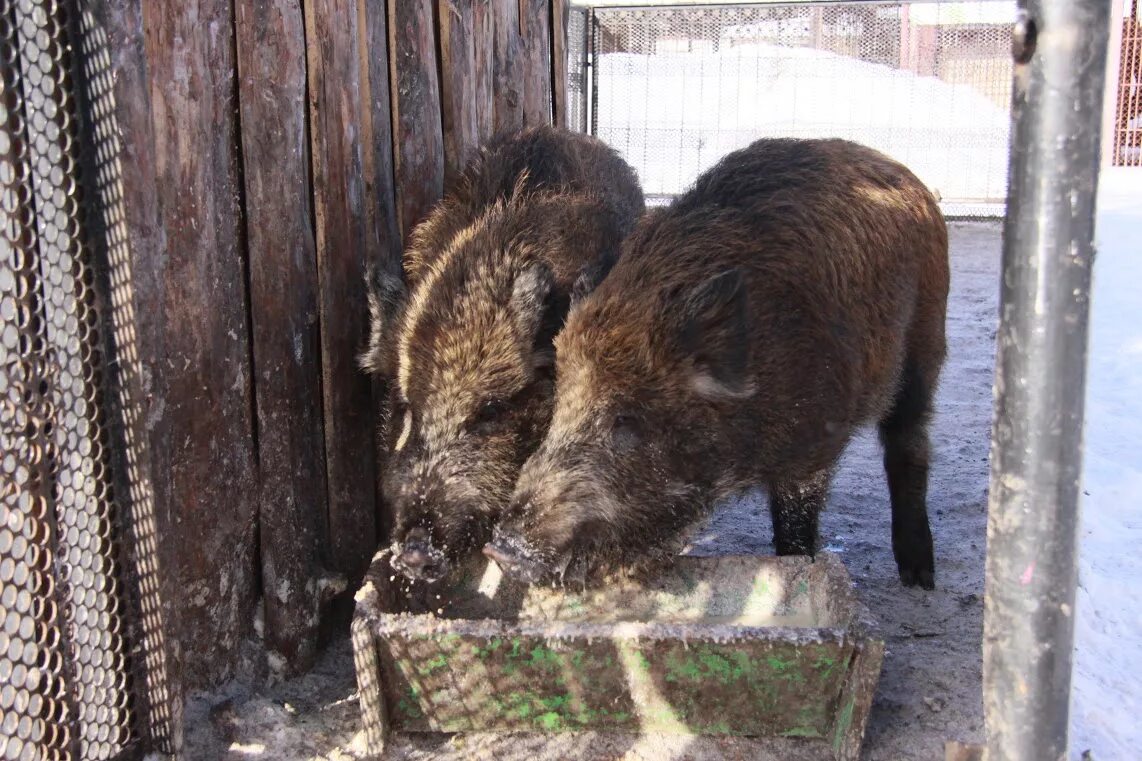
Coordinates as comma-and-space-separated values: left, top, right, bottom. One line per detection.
485, 138, 949, 590
360, 126, 644, 582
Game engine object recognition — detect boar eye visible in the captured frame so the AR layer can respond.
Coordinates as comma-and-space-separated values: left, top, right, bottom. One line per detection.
611, 413, 642, 451
470, 399, 509, 433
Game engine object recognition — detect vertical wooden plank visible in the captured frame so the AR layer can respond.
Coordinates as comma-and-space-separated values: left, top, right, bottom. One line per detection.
389, 0, 445, 238
234, 0, 325, 674
304, 0, 379, 576
519, 0, 553, 126
359, 0, 401, 546
81, 0, 184, 746
140, 0, 259, 686
439, 0, 483, 180
473, 0, 496, 144
552, 0, 569, 128
360, 0, 401, 270
492, 0, 525, 132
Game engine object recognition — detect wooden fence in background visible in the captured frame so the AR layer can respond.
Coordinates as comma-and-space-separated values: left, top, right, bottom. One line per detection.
90, 0, 571, 690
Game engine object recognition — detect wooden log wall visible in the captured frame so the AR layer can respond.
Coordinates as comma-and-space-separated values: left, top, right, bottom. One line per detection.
89, 0, 571, 689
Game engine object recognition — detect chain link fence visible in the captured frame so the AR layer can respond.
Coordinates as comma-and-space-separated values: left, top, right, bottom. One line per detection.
1113, 0, 1141, 165
569, 1, 1016, 217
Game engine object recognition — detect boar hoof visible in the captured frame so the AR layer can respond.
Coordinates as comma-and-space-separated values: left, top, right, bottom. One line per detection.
898, 563, 935, 590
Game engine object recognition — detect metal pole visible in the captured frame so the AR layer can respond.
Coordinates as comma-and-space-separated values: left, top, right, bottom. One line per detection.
984, 0, 1110, 759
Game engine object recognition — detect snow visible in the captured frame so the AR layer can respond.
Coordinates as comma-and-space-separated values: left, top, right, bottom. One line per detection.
1070, 167, 1142, 760
595, 44, 1011, 208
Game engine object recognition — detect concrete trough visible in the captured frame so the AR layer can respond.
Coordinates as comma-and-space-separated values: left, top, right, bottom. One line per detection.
351, 550, 884, 760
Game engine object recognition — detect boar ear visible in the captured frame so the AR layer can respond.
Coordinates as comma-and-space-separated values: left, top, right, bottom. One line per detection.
569, 255, 616, 307
679, 269, 754, 401
511, 261, 561, 354
359, 260, 407, 377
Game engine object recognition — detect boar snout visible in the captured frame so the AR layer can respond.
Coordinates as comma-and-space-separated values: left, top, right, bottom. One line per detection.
390, 528, 449, 582
482, 525, 552, 583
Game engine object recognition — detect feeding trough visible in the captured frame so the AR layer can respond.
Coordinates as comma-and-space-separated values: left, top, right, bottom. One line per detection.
351, 550, 884, 760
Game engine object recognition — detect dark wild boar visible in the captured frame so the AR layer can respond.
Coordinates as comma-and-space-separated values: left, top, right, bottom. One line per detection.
485, 138, 949, 590
360, 126, 645, 582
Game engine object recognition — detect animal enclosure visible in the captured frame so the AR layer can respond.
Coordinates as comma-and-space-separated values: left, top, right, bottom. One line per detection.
1, 0, 569, 755
571, 1, 1016, 216
0, 0, 1116, 758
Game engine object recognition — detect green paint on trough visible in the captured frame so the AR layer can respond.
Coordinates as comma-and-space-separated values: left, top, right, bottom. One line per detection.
356, 552, 883, 759
529, 646, 562, 670
784, 726, 823, 738
833, 696, 857, 752
417, 653, 448, 675
536, 712, 563, 730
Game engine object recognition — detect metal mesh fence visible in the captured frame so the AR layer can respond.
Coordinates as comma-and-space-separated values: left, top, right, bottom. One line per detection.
1, 1, 172, 758
1113, 0, 1141, 165
582, 1, 1015, 216
567, 6, 590, 133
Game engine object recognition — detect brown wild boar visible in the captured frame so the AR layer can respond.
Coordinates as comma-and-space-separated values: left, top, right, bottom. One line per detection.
360, 126, 644, 582
485, 137, 949, 590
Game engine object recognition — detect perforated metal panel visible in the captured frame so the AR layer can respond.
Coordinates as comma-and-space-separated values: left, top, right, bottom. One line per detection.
1, 1, 171, 758
582, 2, 1015, 216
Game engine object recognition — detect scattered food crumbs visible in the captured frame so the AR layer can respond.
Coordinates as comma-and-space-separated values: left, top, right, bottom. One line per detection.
923, 697, 945, 713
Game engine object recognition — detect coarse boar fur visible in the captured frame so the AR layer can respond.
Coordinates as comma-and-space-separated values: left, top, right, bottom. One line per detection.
360, 126, 645, 582
486, 137, 949, 590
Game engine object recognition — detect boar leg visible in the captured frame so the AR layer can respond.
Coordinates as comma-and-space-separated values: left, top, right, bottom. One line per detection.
879, 359, 937, 590
768, 469, 831, 557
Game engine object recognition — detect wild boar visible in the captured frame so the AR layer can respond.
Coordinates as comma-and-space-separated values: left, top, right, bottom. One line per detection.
485, 138, 949, 590
360, 126, 645, 582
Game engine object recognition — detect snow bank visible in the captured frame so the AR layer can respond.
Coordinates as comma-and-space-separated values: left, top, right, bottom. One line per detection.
595, 44, 1011, 203
1071, 167, 1142, 759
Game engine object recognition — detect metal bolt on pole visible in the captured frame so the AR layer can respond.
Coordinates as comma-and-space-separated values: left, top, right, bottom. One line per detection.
984, 0, 1111, 759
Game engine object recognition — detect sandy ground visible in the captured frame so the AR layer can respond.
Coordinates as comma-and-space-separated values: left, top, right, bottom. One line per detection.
182, 219, 1004, 760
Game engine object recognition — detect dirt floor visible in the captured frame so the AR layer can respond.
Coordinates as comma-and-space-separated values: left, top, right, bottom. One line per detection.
183, 220, 1001, 760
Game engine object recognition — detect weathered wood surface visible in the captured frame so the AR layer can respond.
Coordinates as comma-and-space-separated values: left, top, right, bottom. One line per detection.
84, 0, 565, 696
360, 0, 401, 274
360, 0, 401, 544
439, 0, 483, 181
235, 0, 325, 675
389, 0, 445, 238
519, 0, 553, 126
140, 0, 259, 688
82, 1, 185, 747
552, 0, 569, 128
473, 0, 496, 145
492, 0, 526, 133
304, 0, 379, 578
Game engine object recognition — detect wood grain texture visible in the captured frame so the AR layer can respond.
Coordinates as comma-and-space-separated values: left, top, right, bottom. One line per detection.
552, 0, 569, 128
235, 0, 325, 675
492, 0, 525, 132
519, 0, 552, 126
388, 0, 445, 239
359, 0, 401, 544
140, 0, 259, 688
304, 0, 379, 577
439, 0, 482, 181
81, 1, 186, 745
473, 0, 495, 145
